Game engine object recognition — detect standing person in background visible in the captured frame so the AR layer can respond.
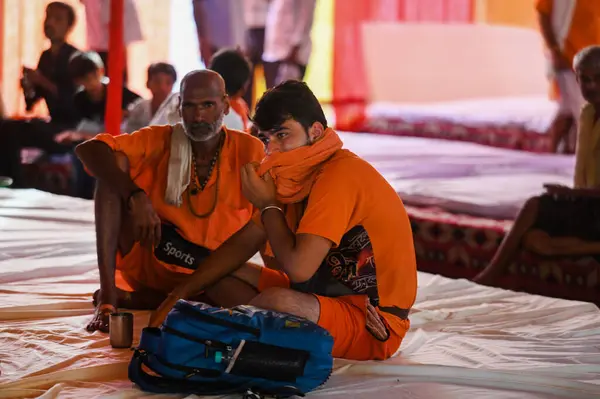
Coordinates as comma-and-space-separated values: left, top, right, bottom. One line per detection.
79, 0, 144, 83
263, 0, 317, 89
243, 0, 270, 109
536, 0, 600, 153
192, 0, 246, 66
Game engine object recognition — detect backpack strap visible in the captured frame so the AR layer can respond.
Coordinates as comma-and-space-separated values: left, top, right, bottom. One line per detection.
128, 350, 246, 396
128, 351, 306, 398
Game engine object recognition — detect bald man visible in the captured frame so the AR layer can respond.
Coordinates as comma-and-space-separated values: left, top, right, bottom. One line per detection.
76, 70, 265, 332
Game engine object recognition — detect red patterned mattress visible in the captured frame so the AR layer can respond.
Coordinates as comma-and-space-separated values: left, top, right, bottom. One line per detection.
341, 97, 557, 153
406, 205, 600, 306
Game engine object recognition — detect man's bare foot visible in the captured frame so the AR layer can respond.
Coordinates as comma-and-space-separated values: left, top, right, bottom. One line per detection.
86, 303, 116, 332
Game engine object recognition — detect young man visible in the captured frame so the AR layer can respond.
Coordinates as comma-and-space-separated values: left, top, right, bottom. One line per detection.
0, 1, 80, 187
208, 48, 252, 130
53, 51, 141, 199
475, 46, 600, 286
125, 63, 178, 133
151, 81, 417, 361
536, 0, 600, 152
76, 70, 265, 333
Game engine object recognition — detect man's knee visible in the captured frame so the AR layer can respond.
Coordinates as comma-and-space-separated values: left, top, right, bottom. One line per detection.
523, 196, 540, 212
95, 151, 129, 195
249, 288, 319, 322
249, 287, 289, 309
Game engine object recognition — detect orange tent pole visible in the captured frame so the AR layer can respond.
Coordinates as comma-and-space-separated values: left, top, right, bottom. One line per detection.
104, 0, 124, 136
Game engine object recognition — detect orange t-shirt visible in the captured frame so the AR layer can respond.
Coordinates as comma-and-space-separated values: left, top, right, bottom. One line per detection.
255, 150, 417, 331
536, 0, 600, 63
91, 125, 265, 291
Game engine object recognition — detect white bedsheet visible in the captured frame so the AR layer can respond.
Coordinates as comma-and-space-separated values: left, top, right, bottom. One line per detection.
340, 132, 574, 220
1, 190, 600, 398
367, 97, 559, 134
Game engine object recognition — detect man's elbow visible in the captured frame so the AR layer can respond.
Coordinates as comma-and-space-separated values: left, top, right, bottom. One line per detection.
75, 139, 107, 166
284, 263, 315, 284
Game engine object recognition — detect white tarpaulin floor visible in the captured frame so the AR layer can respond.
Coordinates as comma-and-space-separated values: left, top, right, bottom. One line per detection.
1, 189, 600, 399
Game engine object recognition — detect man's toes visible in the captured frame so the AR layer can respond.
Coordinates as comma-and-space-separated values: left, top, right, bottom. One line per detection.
99, 322, 110, 333
92, 289, 101, 307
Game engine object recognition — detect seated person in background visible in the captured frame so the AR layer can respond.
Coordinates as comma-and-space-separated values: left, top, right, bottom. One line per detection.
0, 1, 80, 187
55, 51, 141, 144
208, 48, 252, 131
76, 70, 265, 332
536, 0, 600, 153
55, 51, 141, 199
125, 63, 177, 133
474, 46, 600, 286
151, 81, 417, 361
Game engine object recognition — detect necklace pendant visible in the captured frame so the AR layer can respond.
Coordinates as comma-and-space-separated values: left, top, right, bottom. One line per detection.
190, 187, 198, 196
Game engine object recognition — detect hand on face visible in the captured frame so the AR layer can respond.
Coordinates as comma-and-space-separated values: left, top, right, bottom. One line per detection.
241, 163, 278, 210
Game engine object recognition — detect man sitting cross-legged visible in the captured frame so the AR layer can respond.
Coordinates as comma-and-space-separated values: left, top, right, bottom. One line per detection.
76, 70, 265, 332
151, 81, 417, 360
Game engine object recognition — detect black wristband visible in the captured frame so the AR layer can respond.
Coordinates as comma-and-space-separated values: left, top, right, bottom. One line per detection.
126, 188, 145, 209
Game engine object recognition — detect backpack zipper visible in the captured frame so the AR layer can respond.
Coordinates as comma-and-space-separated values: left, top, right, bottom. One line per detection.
176, 303, 260, 336
163, 325, 230, 351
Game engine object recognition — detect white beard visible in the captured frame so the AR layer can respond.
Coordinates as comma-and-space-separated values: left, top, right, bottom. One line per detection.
183, 113, 225, 142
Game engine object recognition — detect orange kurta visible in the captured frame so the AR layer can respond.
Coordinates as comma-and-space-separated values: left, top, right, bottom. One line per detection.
91, 125, 265, 292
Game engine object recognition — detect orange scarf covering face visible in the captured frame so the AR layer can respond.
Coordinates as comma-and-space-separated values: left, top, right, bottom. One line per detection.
257, 128, 343, 204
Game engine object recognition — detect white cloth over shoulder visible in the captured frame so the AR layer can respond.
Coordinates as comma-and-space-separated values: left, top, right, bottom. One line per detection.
165, 123, 191, 207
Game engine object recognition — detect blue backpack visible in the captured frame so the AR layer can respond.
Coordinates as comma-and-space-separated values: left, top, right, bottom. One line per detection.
128, 300, 334, 398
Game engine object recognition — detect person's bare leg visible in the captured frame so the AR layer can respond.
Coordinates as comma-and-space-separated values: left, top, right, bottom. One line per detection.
548, 113, 574, 153
249, 287, 320, 322
473, 197, 540, 286
524, 230, 600, 256
87, 152, 132, 332
203, 274, 259, 308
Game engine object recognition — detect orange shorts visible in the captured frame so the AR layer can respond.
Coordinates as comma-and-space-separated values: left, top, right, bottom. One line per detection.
258, 267, 409, 360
